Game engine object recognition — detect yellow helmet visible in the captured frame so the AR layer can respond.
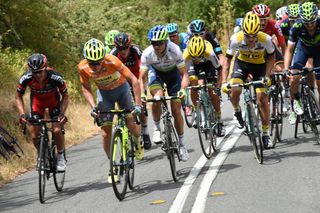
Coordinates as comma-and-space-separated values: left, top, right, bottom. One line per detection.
187, 36, 205, 57
242, 12, 261, 35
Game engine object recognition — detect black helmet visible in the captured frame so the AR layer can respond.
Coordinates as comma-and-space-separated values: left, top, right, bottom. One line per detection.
27, 53, 47, 71
114, 32, 132, 49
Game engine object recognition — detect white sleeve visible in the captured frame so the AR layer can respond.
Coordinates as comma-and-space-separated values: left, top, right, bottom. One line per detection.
208, 51, 221, 69
265, 36, 276, 54
226, 35, 237, 56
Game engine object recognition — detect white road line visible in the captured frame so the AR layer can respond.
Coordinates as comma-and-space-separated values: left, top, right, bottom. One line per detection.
168, 121, 237, 213
190, 127, 243, 213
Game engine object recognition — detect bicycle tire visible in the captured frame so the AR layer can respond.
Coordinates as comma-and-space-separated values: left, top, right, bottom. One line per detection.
110, 128, 128, 201
38, 135, 48, 203
164, 117, 177, 182
183, 104, 196, 128
196, 101, 214, 159
307, 91, 320, 144
0, 141, 10, 161
269, 88, 283, 147
0, 127, 24, 158
247, 103, 263, 164
127, 135, 135, 190
53, 143, 66, 192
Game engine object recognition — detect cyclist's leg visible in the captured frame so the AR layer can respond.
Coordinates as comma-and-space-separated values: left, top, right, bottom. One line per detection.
30, 101, 45, 151
188, 68, 199, 106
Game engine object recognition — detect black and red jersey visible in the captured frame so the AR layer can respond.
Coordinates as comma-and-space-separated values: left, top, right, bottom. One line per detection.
110, 45, 142, 79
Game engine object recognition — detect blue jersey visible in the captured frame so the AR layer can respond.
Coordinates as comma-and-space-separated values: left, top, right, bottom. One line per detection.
280, 18, 291, 41
289, 18, 320, 47
177, 32, 188, 51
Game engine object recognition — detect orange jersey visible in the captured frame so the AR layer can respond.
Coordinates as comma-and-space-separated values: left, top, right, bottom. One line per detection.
77, 54, 132, 90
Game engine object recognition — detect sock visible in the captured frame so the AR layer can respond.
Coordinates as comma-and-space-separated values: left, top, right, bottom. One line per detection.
141, 123, 148, 135
262, 125, 269, 135
233, 104, 241, 112
154, 120, 161, 131
178, 134, 185, 146
215, 110, 221, 122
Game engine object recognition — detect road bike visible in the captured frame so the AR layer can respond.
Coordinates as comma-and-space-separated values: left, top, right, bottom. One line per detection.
292, 67, 320, 144
0, 126, 24, 160
26, 116, 66, 203
146, 96, 182, 182
228, 80, 266, 164
107, 109, 137, 201
187, 71, 218, 159
182, 87, 196, 128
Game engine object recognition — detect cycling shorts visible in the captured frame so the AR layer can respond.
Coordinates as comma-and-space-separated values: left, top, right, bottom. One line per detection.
148, 67, 181, 96
188, 61, 218, 83
97, 82, 134, 125
31, 97, 61, 119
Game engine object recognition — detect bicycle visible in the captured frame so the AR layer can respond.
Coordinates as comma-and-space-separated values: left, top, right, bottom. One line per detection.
268, 72, 285, 147
182, 88, 196, 128
106, 109, 137, 201
227, 79, 266, 164
25, 116, 66, 203
187, 71, 218, 159
0, 126, 24, 160
146, 95, 182, 182
292, 67, 320, 144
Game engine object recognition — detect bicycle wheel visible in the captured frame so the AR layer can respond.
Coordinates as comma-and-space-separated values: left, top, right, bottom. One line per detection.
0, 141, 10, 161
0, 127, 24, 158
307, 91, 320, 144
183, 88, 196, 128
269, 89, 283, 147
110, 128, 128, 200
163, 117, 178, 182
52, 143, 66, 192
127, 135, 135, 190
38, 136, 48, 203
196, 101, 214, 159
247, 103, 263, 164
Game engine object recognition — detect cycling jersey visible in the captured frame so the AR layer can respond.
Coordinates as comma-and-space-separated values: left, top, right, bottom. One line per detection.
77, 54, 132, 90
280, 18, 292, 41
183, 40, 221, 69
110, 45, 142, 79
263, 19, 286, 47
17, 69, 67, 116
205, 32, 223, 55
177, 33, 188, 51
289, 18, 320, 47
140, 41, 186, 72
226, 31, 275, 64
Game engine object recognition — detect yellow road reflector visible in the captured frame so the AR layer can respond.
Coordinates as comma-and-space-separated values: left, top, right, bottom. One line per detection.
211, 192, 225, 196
150, 200, 166, 205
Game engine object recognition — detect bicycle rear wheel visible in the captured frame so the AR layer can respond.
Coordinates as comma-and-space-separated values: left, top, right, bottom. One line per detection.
110, 128, 128, 200
38, 136, 48, 203
247, 104, 263, 164
164, 118, 178, 182
0, 127, 24, 158
269, 90, 283, 147
196, 102, 214, 159
127, 135, 135, 190
0, 141, 10, 161
307, 91, 320, 144
53, 144, 66, 192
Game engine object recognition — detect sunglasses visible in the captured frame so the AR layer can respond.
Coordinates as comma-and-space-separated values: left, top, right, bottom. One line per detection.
117, 46, 130, 51
244, 34, 257, 39
32, 68, 45, 75
169, 33, 178, 38
193, 31, 205, 36
303, 20, 317, 26
151, 41, 165, 47
88, 60, 102, 66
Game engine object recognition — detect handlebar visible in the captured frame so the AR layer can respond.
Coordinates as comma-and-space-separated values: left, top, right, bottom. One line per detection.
145, 96, 179, 102
226, 79, 266, 89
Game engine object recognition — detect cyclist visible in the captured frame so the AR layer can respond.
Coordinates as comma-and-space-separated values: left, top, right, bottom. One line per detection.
280, 4, 300, 42
139, 25, 189, 161
105, 30, 119, 54
276, 6, 288, 24
233, 18, 243, 34
166, 23, 188, 51
222, 12, 276, 149
284, 2, 320, 125
183, 36, 225, 136
78, 38, 143, 183
16, 53, 68, 171
110, 32, 152, 150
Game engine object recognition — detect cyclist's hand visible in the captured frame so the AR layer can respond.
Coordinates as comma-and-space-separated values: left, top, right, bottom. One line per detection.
221, 82, 229, 94
177, 88, 186, 99
215, 88, 221, 97
91, 107, 100, 118
19, 114, 27, 125
133, 105, 142, 115
58, 113, 68, 124
141, 93, 147, 103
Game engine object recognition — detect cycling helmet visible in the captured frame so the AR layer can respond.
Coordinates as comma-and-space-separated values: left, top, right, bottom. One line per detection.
148, 25, 168, 41
114, 32, 132, 48
235, 18, 243, 27
299, 2, 318, 23
83, 38, 106, 62
27, 53, 47, 71
287, 4, 299, 19
242, 12, 261, 35
252, 4, 270, 18
104, 30, 120, 46
166, 23, 179, 34
276, 6, 288, 20
188, 19, 206, 34
187, 36, 205, 57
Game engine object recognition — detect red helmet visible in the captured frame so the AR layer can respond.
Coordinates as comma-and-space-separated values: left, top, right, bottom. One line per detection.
114, 32, 132, 49
252, 4, 270, 18
27, 53, 47, 71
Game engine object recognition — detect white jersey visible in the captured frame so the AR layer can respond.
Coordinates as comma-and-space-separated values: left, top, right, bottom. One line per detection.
140, 41, 186, 72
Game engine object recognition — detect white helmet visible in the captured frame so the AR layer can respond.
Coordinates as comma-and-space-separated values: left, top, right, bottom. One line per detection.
276, 6, 287, 20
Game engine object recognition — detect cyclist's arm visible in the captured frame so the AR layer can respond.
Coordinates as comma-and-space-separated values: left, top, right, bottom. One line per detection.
222, 57, 232, 83
123, 66, 142, 105
15, 92, 25, 116
222, 35, 236, 83
60, 92, 69, 116
81, 82, 96, 108
284, 42, 295, 70
178, 65, 189, 90
265, 36, 276, 77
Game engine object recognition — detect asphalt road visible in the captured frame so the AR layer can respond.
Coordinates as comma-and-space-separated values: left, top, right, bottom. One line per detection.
1, 94, 320, 213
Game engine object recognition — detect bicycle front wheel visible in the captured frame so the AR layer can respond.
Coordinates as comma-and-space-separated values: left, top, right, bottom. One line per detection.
196, 102, 214, 159
0, 141, 10, 161
53, 144, 66, 192
269, 89, 283, 147
110, 128, 128, 200
0, 127, 24, 158
127, 135, 135, 190
307, 91, 320, 144
38, 136, 48, 203
247, 103, 263, 164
